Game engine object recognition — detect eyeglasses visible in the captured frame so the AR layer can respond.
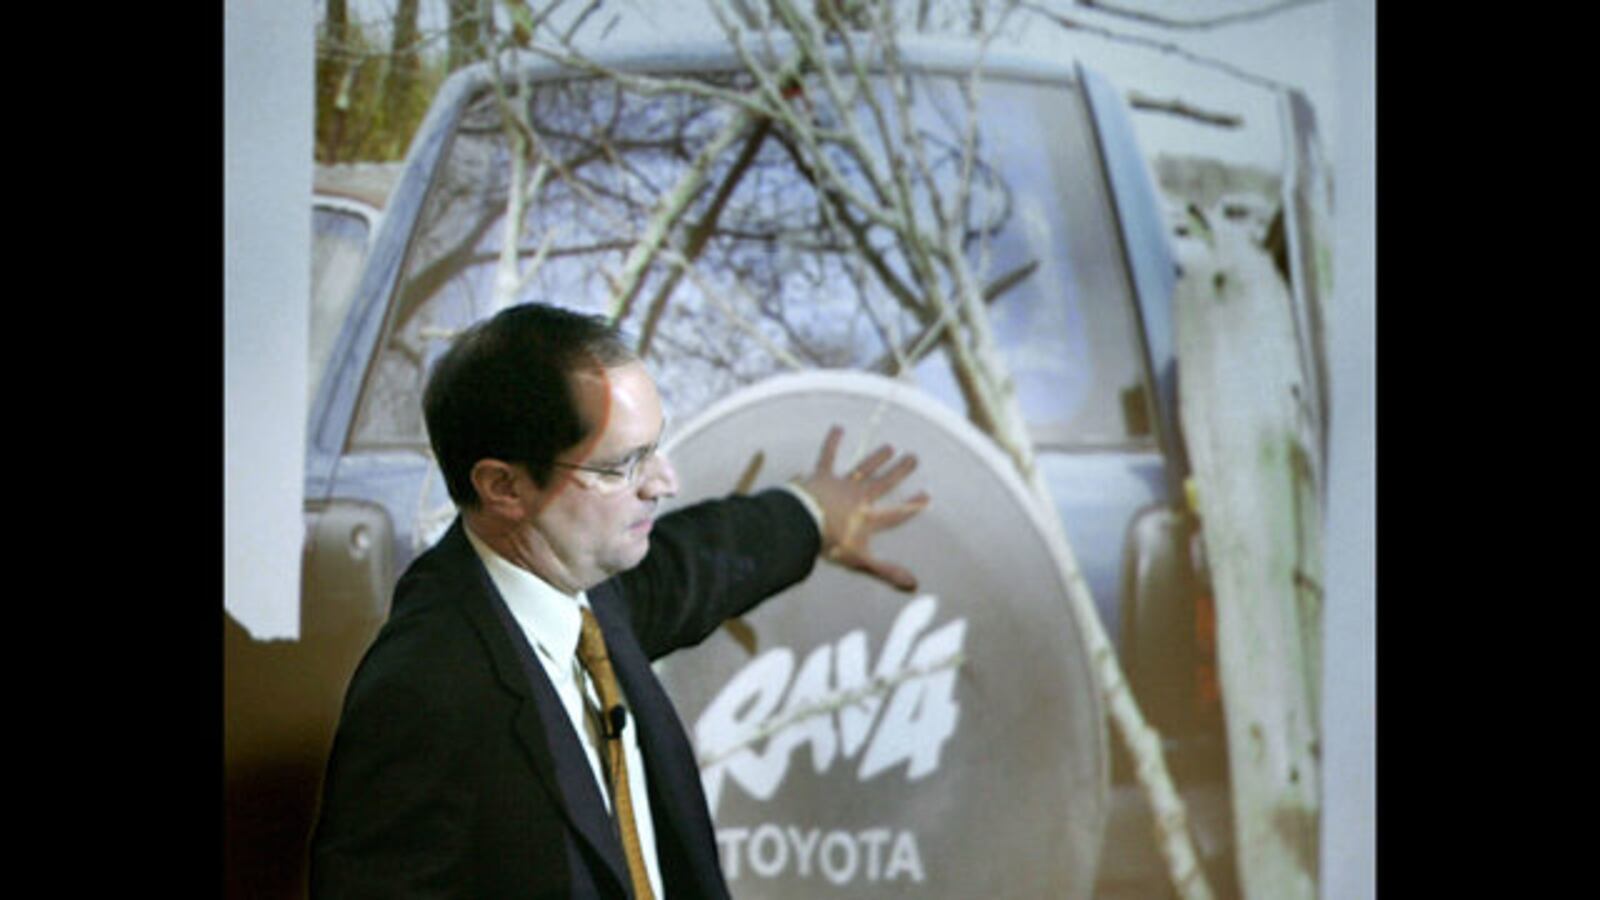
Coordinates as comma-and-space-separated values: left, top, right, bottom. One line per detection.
551, 440, 661, 494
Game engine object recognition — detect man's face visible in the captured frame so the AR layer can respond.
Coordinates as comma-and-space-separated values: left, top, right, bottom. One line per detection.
525, 360, 678, 592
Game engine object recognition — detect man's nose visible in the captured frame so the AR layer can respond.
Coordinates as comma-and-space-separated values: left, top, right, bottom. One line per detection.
639, 451, 678, 499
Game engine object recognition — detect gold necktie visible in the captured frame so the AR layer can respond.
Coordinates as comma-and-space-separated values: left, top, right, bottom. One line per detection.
576, 607, 655, 900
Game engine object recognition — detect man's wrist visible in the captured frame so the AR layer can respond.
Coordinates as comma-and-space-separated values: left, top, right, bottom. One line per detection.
778, 480, 825, 537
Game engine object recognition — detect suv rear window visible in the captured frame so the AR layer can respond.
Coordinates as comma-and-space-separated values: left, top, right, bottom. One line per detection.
350, 67, 1153, 452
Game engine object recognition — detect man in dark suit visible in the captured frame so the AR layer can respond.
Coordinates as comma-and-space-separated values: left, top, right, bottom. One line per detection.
310, 303, 928, 898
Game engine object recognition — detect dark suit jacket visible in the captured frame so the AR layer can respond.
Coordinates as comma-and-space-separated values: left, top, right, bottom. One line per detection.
309, 489, 820, 899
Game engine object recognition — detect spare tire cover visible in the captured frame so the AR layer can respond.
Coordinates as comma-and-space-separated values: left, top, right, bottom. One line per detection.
656, 371, 1108, 899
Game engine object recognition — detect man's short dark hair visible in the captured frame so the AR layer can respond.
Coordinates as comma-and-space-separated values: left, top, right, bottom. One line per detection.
423, 303, 637, 508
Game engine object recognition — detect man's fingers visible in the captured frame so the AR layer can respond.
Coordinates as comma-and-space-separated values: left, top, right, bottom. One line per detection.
810, 426, 926, 595
864, 454, 918, 499
815, 425, 843, 474
865, 492, 930, 529
848, 444, 894, 481
830, 546, 919, 593
858, 555, 919, 593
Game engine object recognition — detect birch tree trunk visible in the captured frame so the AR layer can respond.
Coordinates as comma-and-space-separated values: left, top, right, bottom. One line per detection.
1173, 215, 1323, 900
319, 0, 350, 162
897, 41, 1217, 892
386, 0, 423, 157
449, 0, 486, 72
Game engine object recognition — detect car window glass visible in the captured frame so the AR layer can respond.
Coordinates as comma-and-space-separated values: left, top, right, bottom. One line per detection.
311, 204, 374, 407
905, 77, 1151, 448
348, 69, 1152, 452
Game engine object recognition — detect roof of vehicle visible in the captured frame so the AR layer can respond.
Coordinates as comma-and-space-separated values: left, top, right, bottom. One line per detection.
442, 33, 1087, 96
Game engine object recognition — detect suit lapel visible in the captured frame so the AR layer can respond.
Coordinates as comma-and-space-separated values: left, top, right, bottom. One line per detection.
433, 520, 633, 897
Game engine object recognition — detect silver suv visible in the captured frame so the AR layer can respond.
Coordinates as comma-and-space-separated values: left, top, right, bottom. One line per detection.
226, 37, 1331, 899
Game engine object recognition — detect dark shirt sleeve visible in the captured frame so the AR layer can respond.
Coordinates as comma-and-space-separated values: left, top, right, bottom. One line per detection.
616, 488, 821, 660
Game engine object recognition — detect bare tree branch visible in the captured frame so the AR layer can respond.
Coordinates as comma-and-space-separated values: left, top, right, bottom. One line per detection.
561, 0, 608, 40
607, 105, 764, 322
1075, 0, 1328, 30
1128, 90, 1244, 128
635, 118, 775, 356
767, 126, 929, 320
1018, 0, 1300, 93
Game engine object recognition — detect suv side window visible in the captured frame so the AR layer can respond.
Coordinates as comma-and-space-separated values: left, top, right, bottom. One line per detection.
310, 200, 377, 408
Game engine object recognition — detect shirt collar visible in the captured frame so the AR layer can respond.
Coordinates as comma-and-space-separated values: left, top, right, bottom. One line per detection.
463, 523, 587, 681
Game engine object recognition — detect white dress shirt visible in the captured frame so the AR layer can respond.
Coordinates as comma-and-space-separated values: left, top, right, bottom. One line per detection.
463, 525, 665, 899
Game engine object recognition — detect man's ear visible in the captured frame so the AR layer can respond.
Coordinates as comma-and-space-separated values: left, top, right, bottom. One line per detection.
469, 459, 530, 519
